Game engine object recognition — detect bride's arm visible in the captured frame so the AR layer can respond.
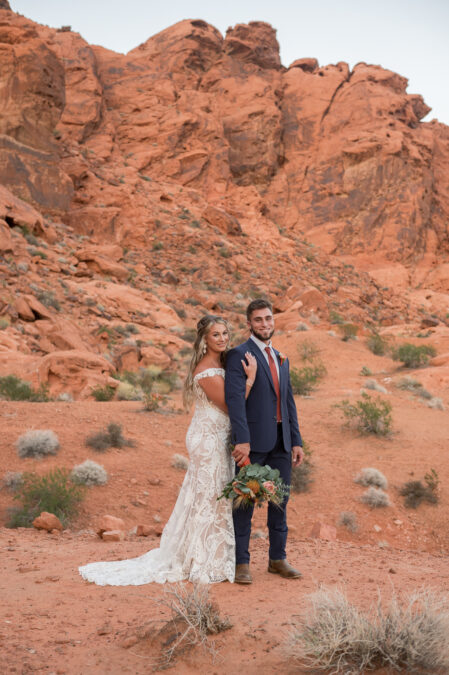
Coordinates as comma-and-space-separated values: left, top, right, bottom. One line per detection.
198, 375, 228, 413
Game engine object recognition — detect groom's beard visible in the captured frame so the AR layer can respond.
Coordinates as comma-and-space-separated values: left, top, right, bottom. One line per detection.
251, 327, 274, 342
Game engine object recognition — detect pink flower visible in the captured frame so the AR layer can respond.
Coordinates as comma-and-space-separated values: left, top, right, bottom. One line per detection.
263, 481, 276, 495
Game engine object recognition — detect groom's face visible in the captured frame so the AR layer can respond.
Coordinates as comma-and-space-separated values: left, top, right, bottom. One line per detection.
247, 308, 275, 342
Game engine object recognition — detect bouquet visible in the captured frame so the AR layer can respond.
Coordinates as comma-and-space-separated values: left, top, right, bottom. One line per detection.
218, 463, 288, 509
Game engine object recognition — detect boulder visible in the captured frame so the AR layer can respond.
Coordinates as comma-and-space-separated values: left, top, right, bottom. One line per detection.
202, 205, 242, 235
97, 515, 126, 537
101, 530, 125, 542
33, 512, 63, 532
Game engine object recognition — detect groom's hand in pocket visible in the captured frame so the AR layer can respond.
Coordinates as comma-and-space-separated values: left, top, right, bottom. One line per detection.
232, 443, 250, 467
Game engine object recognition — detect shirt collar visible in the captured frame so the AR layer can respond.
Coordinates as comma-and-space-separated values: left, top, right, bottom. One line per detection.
250, 334, 274, 353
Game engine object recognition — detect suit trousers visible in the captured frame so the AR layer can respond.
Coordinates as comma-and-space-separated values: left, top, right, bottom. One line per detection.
233, 424, 292, 564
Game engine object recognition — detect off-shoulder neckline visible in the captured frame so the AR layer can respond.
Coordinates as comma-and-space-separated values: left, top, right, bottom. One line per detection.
193, 367, 225, 381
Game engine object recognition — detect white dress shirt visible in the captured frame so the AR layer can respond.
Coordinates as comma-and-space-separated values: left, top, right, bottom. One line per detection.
249, 334, 280, 379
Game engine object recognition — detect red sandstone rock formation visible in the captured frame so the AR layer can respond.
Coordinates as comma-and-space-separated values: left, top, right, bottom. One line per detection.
1, 6, 449, 396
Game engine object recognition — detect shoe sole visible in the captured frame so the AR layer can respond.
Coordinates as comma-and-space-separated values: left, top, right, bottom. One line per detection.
268, 567, 302, 579
234, 578, 252, 585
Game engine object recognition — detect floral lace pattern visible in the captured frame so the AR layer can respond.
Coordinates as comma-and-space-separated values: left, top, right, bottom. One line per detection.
78, 368, 235, 585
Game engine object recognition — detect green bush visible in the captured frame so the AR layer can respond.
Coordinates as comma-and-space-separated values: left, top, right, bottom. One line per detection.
91, 384, 115, 401
338, 323, 358, 341
0, 375, 49, 402
336, 393, 392, 436
7, 468, 85, 528
360, 366, 372, 376
366, 331, 390, 356
290, 363, 327, 396
329, 310, 344, 325
392, 343, 436, 368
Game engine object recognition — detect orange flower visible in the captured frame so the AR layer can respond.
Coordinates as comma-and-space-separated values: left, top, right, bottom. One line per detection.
246, 479, 261, 494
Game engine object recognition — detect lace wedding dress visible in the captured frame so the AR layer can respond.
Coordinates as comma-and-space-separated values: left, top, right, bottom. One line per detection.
79, 368, 235, 585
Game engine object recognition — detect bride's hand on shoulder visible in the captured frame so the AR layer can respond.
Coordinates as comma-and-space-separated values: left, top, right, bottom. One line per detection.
242, 351, 257, 386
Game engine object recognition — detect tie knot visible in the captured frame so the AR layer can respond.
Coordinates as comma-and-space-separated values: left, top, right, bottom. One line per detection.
265, 346, 270, 353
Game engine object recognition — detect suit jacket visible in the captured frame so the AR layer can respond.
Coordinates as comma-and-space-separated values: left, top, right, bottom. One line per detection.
225, 338, 302, 454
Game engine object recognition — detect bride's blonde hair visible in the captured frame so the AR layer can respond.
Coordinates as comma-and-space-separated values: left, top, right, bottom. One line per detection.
183, 314, 230, 409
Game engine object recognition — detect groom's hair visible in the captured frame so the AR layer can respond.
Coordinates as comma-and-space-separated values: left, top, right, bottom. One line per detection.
246, 298, 273, 320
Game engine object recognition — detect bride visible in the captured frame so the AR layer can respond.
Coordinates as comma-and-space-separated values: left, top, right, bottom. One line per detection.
79, 314, 256, 585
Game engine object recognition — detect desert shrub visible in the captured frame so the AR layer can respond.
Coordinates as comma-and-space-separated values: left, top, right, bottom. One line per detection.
336, 393, 392, 436
360, 487, 390, 508
71, 460, 108, 486
396, 376, 424, 392
427, 397, 444, 410
0, 375, 49, 402
3, 471, 23, 492
154, 583, 231, 667
297, 322, 309, 331
329, 310, 344, 325
366, 331, 390, 356
16, 430, 60, 459
359, 366, 372, 376
400, 469, 439, 508
286, 587, 449, 673
339, 323, 358, 341
354, 468, 388, 490
0, 317, 10, 329
86, 422, 134, 452
143, 391, 166, 411
362, 379, 387, 394
338, 511, 358, 532
91, 384, 115, 401
392, 343, 436, 368
7, 468, 85, 528
298, 339, 320, 362
36, 290, 60, 311
290, 442, 313, 493
117, 381, 142, 400
290, 363, 327, 396
171, 454, 189, 470
57, 392, 74, 402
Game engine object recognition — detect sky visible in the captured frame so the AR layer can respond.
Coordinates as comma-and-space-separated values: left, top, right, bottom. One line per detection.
11, 0, 449, 124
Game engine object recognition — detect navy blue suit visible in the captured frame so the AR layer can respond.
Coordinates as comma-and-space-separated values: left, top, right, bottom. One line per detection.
225, 338, 302, 564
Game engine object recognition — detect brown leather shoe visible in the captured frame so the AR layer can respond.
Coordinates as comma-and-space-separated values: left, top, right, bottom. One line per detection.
268, 559, 302, 579
235, 563, 252, 585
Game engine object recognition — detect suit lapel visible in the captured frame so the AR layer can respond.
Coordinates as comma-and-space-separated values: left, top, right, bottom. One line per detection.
246, 339, 276, 394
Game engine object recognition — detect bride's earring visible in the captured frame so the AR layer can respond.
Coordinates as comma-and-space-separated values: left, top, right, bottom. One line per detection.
202, 343, 207, 354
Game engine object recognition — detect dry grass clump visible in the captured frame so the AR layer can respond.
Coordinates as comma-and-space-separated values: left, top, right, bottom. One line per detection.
116, 381, 142, 401
71, 460, 108, 486
86, 423, 134, 452
338, 511, 358, 533
360, 487, 390, 508
286, 587, 449, 673
146, 584, 232, 668
16, 430, 60, 458
354, 468, 388, 490
171, 453, 189, 470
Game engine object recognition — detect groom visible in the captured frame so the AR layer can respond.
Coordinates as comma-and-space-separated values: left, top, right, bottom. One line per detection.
225, 298, 304, 584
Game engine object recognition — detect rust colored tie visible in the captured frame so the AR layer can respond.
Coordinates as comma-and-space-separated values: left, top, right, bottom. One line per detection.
265, 346, 281, 422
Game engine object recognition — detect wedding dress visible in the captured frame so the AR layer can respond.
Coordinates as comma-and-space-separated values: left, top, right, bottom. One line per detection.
78, 367, 235, 585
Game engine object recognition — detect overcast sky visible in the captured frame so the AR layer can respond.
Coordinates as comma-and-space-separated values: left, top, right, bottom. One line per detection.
11, 0, 449, 124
